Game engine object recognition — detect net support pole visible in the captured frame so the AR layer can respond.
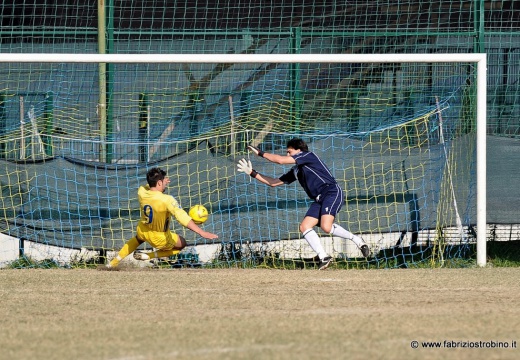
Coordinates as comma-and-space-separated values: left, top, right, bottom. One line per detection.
138, 93, 149, 163
97, 0, 107, 163
19, 96, 25, 160
0, 93, 5, 158
228, 95, 236, 157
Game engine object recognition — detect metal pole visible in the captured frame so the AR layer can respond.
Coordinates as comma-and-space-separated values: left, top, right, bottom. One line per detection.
98, 0, 107, 162
19, 96, 25, 160
476, 56, 487, 267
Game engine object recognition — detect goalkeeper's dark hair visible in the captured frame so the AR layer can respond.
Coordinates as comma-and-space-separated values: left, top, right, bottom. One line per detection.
147, 167, 167, 187
287, 138, 309, 152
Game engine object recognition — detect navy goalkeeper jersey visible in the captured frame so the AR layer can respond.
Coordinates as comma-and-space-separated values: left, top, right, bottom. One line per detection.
279, 151, 338, 200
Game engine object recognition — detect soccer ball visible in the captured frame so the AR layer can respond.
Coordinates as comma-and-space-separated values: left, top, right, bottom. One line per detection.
189, 204, 209, 224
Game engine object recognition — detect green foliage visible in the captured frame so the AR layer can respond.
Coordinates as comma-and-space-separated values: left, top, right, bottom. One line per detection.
7, 256, 60, 269
68, 250, 107, 269
487, 240, 520, 267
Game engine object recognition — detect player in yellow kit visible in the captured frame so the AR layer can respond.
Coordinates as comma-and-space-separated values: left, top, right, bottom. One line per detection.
106, 167, 218, 268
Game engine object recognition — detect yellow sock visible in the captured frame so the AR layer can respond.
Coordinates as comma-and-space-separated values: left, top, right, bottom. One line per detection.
109, 237, 141, 267
146, 249, 181, 259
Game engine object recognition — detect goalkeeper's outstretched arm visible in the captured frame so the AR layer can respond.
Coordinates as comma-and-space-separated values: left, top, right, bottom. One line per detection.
247, 145, 295, 165
237, 158, 284, 187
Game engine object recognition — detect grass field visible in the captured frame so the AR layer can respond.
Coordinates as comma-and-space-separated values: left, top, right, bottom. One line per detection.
1, 267, 519, 360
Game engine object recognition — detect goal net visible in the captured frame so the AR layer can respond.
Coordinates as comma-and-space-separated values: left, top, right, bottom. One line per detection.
0, 53, 486, 268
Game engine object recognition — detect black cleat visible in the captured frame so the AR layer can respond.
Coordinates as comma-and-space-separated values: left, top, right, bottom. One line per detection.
360, 244, 370, 258
318, 256, 333, 270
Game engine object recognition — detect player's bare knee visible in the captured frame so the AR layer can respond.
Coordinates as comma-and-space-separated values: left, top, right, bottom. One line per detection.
176, 235, 187, 250
299, 224, 312, 234
321, 224, 333, 234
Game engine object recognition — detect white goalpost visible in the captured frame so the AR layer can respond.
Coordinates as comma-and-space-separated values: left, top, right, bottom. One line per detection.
0, 52, 487, 267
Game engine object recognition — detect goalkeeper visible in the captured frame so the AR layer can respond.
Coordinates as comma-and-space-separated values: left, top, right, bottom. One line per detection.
106, 167, 218, 268
237, 138, 370, 270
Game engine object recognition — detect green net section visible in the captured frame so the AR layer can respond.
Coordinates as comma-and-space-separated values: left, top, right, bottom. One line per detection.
1, 1, 518, 136
0, 1, 518, 135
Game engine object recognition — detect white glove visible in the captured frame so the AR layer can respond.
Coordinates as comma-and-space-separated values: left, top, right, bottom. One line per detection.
247, 145, 265, 157
237, 158, 253, 175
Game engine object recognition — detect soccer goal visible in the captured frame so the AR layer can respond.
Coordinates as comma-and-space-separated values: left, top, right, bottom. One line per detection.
0, 53, 486, 268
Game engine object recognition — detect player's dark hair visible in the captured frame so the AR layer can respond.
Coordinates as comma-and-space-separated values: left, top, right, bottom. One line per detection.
287, 138, 308, 152
146, 167, 167, 187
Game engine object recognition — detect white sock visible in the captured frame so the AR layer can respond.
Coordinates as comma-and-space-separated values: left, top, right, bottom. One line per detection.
329, 224, 365, 248
303, 229, 328, 260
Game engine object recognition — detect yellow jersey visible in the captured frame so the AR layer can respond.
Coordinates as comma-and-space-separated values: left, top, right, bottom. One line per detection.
137, 185, 192, 233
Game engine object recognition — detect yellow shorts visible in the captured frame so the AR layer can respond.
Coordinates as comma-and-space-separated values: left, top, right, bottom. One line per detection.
137, 225, 180, 250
